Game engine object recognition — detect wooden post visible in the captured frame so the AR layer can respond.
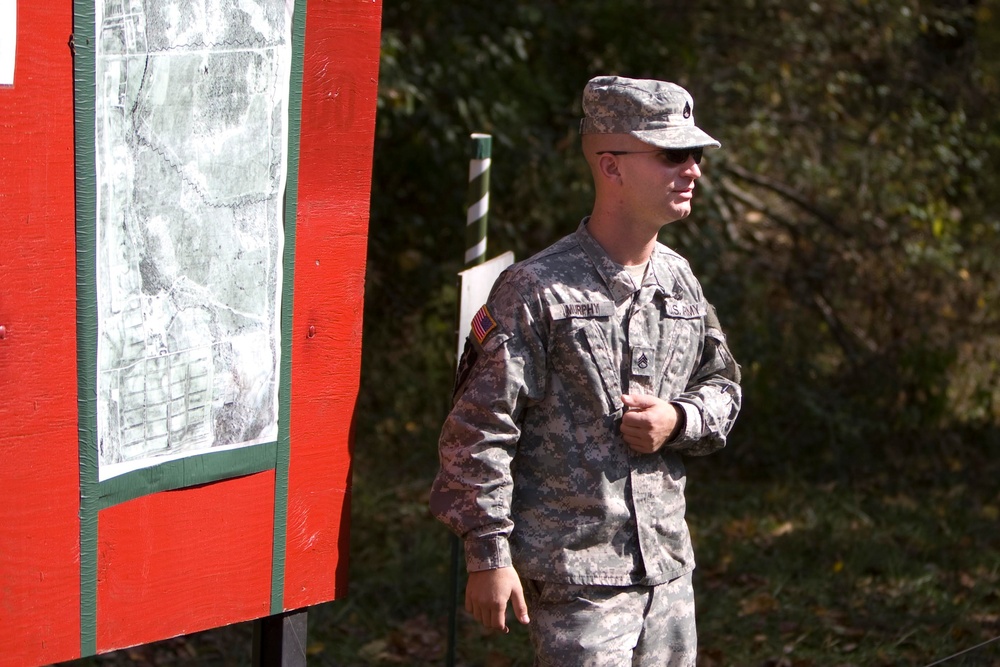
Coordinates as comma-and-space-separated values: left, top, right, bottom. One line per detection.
252, 609, 309, 667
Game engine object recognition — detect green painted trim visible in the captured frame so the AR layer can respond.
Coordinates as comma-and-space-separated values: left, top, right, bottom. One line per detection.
72, 0, 99, 657
270, 0, 308, 615
97, 443, 279, 510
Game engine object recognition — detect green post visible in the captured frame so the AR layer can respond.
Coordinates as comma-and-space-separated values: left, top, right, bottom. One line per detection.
465, 133, 492, 267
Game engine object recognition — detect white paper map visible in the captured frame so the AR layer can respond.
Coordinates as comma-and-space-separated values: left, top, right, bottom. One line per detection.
95, 0, 293, 480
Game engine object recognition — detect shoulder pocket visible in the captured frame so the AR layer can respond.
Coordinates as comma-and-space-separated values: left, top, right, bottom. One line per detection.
452, 329, 511, 402
690, 314, 741, 385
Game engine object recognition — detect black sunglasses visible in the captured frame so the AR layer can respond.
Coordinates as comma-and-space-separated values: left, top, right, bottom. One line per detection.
596, 147, 704, 165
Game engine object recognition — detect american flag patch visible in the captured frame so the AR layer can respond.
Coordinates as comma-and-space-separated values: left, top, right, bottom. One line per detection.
470, 305, 498, 345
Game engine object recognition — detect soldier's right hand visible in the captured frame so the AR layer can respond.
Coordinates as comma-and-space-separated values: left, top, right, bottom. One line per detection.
465, 566, 531, 633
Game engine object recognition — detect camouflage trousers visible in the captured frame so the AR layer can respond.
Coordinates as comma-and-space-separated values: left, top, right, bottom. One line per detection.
522, 572, 696, 667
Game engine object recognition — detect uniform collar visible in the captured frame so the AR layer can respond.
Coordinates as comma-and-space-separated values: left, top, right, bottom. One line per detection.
575, 218, 672, 301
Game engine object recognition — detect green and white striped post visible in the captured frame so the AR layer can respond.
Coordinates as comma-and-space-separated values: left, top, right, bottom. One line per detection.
447, 132, 493, 667
465, 133, 492, 267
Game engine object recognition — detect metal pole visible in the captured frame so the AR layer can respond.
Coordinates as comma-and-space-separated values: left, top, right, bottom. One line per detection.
252, 609, 308, 667
447, 133, 493, 667
446, 536, 461, 667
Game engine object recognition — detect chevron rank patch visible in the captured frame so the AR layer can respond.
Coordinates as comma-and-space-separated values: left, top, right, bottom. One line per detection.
470, 304, 498, 345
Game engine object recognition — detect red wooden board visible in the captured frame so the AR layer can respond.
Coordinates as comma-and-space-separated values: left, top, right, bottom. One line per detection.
96, 473, 275, 651
0, 1, 381, 664
0, 3, 82, 665
285, 0, 381, 609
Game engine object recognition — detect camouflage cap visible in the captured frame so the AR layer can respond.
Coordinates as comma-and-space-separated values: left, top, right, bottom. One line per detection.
580, 75, 721, 149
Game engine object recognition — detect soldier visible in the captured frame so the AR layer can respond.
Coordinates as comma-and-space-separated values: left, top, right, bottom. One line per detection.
431, 75, 742, 666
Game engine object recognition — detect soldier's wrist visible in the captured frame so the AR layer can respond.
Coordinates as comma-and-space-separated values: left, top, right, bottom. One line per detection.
668, 402, 686, 441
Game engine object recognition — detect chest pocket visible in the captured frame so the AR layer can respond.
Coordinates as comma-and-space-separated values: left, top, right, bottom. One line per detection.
548, 302, 622, 424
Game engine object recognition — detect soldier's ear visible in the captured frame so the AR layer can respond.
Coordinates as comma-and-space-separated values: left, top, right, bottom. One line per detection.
597, 154, 623, 184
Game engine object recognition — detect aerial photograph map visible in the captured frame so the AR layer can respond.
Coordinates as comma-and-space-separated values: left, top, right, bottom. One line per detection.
94, 0, 293, 481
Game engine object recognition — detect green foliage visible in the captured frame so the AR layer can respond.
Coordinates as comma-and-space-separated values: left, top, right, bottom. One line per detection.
345, 6, 1000, 663
354, 3, 1000, 663
690, 1, 1000, 456
365, 0, 1000, 479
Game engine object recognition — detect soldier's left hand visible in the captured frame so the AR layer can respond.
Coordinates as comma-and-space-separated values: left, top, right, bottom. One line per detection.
619, 394, 681, 453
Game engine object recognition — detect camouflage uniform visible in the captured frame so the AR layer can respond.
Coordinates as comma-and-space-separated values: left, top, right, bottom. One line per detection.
523, 572, 696, 666
431, 75, 741, 665
431, 219, 740, 664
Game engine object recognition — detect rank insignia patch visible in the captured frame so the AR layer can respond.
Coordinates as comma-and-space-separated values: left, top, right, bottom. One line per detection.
471, 305, 498, 345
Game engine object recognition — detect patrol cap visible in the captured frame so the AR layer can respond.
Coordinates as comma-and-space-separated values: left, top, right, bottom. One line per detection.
580, 75, 721, 150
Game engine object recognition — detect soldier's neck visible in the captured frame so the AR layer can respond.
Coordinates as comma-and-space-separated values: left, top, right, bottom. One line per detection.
586, 211, 659, 267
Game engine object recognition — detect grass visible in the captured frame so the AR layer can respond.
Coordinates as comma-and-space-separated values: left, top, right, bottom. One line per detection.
65, 429, 1000, 667
687, 449, 1000, 667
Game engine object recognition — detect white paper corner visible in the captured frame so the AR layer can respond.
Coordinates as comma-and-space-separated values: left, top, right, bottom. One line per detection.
0, 0, 16, 86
